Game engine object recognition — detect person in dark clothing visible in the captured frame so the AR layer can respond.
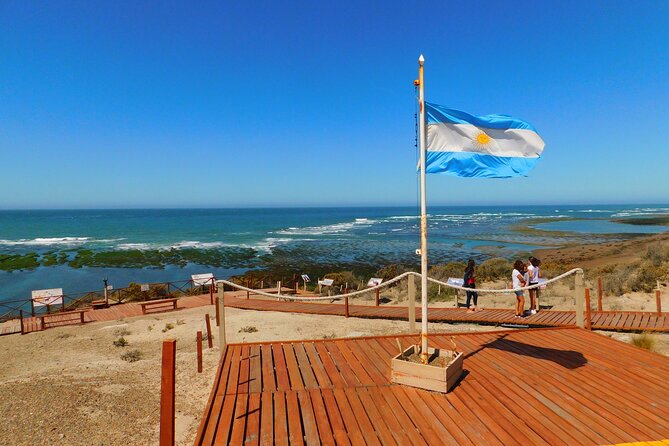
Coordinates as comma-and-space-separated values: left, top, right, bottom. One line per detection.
464, 259, 479, 312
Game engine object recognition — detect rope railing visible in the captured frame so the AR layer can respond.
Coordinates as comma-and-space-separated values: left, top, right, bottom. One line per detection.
216, 268, 584, 302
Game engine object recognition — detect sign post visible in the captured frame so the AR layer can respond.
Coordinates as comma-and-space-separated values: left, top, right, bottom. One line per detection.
301, 274, 310, 292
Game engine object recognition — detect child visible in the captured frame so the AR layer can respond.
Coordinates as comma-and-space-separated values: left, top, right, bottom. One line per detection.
512, 260, 526, 318
527, 257, 541, 314
463, 259, 479, 312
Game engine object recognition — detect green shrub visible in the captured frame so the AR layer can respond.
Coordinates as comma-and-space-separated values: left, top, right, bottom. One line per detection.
323, 271, 361, 288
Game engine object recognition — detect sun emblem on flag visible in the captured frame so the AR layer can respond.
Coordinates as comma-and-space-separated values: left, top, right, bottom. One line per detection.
473, 130, 492, 149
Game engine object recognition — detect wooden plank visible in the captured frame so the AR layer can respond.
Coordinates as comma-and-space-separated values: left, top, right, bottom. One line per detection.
260, 344, 276, 393
272, 344, 291, 391
259, 392, 274, 445
228, 392, 249, 445
282, 343, 305, 390
308, 390, 334, 445
320, 388, 351, 446
285, 391, 304, 445
273, 392, 289, 446
293, 343, 319, 389
244, 392, 261, 446
297, 390, 321, 445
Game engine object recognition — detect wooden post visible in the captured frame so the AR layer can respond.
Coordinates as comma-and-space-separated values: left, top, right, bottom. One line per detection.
209, 280, 214, 305
205, 314, 213, 348
20, 310, 25, 335
597, 277, 603, 311
344, 295, 349, 318
215, 292, 220, 327
160, 339, 176, 446
196, 331, 203, 373
166, 283, 171, 297
574, 270, 585, 328
408, 275, 416, 332
657, 289, 662, 316
277, 281, 281, 297
217, 283, 226, 356
31, 299, 35, 317
585, 288, 592, 330
375, 288, 380, 306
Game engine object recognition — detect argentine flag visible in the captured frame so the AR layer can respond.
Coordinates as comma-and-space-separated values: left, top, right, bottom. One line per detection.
425, 102, 545, 178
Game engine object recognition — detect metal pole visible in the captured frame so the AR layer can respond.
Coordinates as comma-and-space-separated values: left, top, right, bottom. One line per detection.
417, 54, 429, 364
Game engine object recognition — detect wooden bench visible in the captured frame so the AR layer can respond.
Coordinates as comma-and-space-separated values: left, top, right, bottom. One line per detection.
91, 299, 108, 309
139, 298, 179, 314
39, 309, 88, 330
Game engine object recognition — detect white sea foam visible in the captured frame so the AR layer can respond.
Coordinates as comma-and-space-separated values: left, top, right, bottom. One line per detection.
0, 237, 94, 246
274, 218, 376, 236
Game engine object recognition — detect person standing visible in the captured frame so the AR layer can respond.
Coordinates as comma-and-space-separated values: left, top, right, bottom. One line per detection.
527, 257, 541, 314
463, 259, 479, 312
512, 260, 526, 318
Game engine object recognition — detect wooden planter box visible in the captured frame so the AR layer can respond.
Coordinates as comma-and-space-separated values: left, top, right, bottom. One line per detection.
390, 346, 463, 393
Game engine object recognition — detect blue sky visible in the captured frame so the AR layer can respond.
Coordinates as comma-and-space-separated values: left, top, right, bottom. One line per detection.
1, 1, 668, 209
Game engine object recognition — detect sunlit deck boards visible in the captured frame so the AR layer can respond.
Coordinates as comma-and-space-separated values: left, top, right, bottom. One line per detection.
195, 327, 669, 445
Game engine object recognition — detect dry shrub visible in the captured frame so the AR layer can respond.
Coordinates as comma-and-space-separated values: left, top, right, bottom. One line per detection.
121, 349, 142, 362
631, 333, 656, 351
323, 271, 361, 288
239, 326, 258, 333
113, 337, 128, 347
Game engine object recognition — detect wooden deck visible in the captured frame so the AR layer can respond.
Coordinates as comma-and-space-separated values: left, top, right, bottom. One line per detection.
3, 291, 669, 335
195, 327, 669, 445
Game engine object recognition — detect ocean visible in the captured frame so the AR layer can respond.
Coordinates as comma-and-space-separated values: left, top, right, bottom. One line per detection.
1, 205, 668, 303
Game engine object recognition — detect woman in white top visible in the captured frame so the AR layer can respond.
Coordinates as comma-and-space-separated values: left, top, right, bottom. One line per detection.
527, 257, 541, 314
512, 260, 526, 318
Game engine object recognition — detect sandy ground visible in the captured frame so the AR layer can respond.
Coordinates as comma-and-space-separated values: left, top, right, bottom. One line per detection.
0, 303, 509, 446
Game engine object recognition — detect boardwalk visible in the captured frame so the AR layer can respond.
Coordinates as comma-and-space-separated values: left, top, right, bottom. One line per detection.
195, 327, 669, 445
3, 292, 668, 335
224, 296, 669, 332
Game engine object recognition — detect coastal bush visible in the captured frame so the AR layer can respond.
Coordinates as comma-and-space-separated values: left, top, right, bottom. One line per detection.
120, 349, 142, 362
428, 262, 467, 281
476, 258, 513, 282
374, 264, 414, 283
239, 326, 258, 333
323, 271, 361, 288
645, 243, 669, 266
113, 337, 128, 347
631, 333, 656, 351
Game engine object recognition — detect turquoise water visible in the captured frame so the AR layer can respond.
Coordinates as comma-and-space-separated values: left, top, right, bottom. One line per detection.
1, 205, 667, 302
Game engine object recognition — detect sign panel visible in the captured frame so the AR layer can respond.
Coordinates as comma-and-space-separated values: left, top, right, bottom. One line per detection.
367, 278, 383, 287
301, 274, 310, 282
318, 278, 334, 287
140, 284, 150, 292
32, 288, 63, 307
192, 273, 214, 286
447, 278, 465, 287
538, 278, 547, 290
106, 285, 113, 291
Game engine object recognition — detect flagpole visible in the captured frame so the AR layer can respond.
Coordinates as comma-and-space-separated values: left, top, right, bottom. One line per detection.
417, 54, 429, 364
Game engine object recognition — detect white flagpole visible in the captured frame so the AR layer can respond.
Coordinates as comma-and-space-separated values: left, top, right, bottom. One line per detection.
417, 54, 429, 364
